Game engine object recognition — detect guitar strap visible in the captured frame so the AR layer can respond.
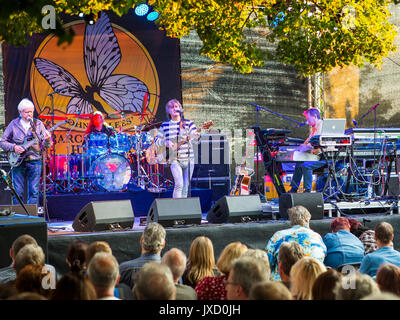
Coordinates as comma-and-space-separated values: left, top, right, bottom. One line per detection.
29, 119, 44, 155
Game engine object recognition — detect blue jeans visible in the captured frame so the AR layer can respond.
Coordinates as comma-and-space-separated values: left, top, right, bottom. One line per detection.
290, 161, 326, 192
11, 160, 42, 205
170, 160, 194, 198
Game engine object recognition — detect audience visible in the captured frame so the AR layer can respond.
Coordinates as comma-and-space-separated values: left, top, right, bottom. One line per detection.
225, 256, 269, 300
359, 222, 400, 278
134, 261, 176, 300
277, 241, 304, 290
323, 217, 365, 270
266, 205, 327, 281
119, 222, 166, 289
161, 248, 197, 300
375, 263, 400, 296
349, 219, 378, 254
290, 256, 326, 300
312, 269, 343, 300
4, 217, 400, 301
182, 236, 220, 288
248, 280, 293, 300
87, 252, 121, 300
334, 273, 380, 300
195, 241, 248, 300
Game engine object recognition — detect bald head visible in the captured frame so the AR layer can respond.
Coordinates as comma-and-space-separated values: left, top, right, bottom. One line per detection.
161, 248, 187, 282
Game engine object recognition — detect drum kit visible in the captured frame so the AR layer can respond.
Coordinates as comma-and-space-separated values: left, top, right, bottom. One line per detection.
40, 111, 171, 194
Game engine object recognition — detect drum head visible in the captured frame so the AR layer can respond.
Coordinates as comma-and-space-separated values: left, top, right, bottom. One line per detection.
90, 153, 132, 191
85, 133, 109, 155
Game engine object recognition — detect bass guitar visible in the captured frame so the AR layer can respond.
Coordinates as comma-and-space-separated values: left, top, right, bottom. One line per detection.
8, 120, 68, 168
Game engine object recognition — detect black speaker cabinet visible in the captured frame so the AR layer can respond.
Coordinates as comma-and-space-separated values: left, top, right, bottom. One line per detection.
279, 192, 324, 220
191, 177, 231, 202
72, 200, 134, 232
147, 197, 202, 227
207, 195, 263, 224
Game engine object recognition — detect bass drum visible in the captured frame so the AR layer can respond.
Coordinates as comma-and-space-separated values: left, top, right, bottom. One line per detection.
89, 153, 132, 191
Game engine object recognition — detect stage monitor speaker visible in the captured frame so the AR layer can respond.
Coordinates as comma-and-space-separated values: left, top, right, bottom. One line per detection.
279, 192, 324, 220
147, 197, 202, 227
72, 200, 134, 232
0, 204, 37, 216
207, 195, 263, 224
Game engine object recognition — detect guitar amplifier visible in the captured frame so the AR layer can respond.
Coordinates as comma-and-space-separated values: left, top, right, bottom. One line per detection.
191, 177, 231, 202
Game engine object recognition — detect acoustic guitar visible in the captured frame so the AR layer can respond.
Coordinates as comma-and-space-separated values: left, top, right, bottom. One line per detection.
8, 120, 68, 168
145, 120, 213, 165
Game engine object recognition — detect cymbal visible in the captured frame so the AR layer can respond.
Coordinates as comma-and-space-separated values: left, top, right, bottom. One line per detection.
142, 121, 163, 132
38, 114, 68, 121
65, 113, 93, 118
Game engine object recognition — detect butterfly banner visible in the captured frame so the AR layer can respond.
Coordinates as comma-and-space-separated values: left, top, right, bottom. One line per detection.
2, 11, 181, 155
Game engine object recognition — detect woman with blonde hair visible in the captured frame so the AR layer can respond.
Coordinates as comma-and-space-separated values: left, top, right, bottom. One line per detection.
195, 241, 248, 300
290, 256, 326, 300
182, 236, 220, 288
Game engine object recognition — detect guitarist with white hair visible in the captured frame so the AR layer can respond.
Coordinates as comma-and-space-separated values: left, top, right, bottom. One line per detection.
0, 98, 52, 206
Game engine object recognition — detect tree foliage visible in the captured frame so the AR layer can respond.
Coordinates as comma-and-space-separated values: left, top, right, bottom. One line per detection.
0, 0, 398, 76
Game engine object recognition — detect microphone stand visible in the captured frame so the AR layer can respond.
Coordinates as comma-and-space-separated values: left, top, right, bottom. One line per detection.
250, 103, 305, 127
1, 170, 30, 215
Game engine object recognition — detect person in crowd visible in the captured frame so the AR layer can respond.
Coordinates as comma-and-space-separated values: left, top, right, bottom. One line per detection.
323, 217, 365, 269
248, 281, 293, 300
289, 108, 325, 193
0, 234, 39, 283
14, 244, 45, 276
290, 256, 326, 300
359, 222, 400, 278
85, 240, 133, 300
154, 99, 200, 198
7, 292, 48, 300
348, 218, 378, 254
14, 264, 53, 299
50, 269, 97, 300
311, 269, 343, 300
66, 239, 88, 273
334, 273, 380, 300
87, 252, 121, 300
134, 261, 176, 300
182, 236, 220, 288
266, 205, 326, 281
225, 256, 269, 300
195, 241, 248, 300
119, 222, 166, 289
277, 241, 305, 290
161, 248, 197, 300
0, 98, 52, 205
375, 263, 400, 297
241, 249, 271, 279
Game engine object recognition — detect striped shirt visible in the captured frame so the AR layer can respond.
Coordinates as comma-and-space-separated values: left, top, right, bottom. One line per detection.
155, 119, 198, 162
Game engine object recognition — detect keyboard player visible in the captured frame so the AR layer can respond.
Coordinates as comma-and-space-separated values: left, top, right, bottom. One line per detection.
288, 108, 327, 193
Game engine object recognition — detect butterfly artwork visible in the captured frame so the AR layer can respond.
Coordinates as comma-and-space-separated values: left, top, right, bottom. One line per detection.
33, 12, 149, 117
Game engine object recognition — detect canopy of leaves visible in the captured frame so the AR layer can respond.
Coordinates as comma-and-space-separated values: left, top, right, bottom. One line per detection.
0, 0, 397, 76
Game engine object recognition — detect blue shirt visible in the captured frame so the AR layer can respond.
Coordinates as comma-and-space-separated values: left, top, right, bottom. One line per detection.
119, 253, 161, 289
359, 246, 400, 278
265, 225, 327, 281
323, 230, 365, 269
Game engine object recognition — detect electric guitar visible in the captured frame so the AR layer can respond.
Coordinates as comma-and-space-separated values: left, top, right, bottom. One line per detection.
8, 120, 68, 168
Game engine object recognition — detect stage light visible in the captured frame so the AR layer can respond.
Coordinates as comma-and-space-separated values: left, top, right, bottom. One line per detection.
146, 11, 159, 21
135, 3, 150, 16
78, 12, 85, 18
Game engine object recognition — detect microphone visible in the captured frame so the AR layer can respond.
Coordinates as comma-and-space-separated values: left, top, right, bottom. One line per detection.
352, 119, 358, 128
295, 121, 308, 128
48, 86, 69, 96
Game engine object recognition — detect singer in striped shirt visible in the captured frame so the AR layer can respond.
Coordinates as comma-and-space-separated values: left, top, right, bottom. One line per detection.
155, 99, 199, 198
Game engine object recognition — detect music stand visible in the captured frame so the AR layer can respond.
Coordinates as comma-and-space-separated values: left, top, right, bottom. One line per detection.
0, 170, 30, 215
